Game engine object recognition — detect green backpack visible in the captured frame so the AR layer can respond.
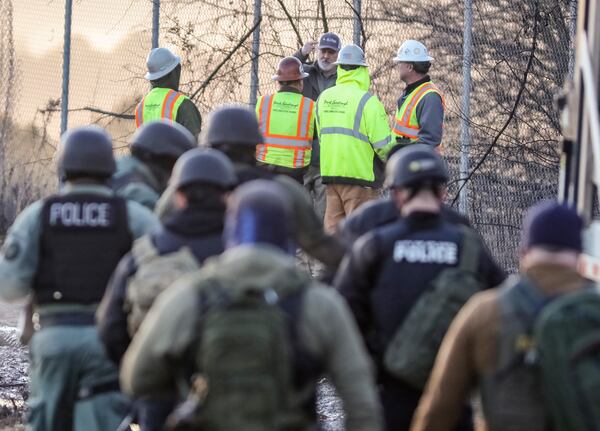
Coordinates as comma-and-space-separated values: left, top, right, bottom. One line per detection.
535, 287, 600, 431
126, 235, 200, 336
170, 281, 309, 431
384, 225, 483, 390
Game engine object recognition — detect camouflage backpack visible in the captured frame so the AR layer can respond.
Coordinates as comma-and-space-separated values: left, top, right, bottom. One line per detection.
126, 235, 200, 336
168, 280, 309, 431
384, 225, 483, 390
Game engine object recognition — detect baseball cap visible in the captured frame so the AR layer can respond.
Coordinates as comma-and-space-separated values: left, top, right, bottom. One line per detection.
317, 32, 342, 51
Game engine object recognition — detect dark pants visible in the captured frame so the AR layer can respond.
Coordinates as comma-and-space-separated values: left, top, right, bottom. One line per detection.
137, 396, 177, 431
257, 162, 307, 184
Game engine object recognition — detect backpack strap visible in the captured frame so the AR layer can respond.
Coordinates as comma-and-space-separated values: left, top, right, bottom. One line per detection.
131, 235, 161, 266
457, 225, 481, 273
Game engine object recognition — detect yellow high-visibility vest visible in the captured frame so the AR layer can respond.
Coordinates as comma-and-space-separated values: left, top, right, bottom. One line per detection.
392, 82, 444, 141
135, 87, 188, 128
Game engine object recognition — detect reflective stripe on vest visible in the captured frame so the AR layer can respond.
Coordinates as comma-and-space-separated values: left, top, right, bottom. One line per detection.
392, 82, 444, 140
256, 93, 315, 169
135, 88, 187, 128
317, 92, 389, 149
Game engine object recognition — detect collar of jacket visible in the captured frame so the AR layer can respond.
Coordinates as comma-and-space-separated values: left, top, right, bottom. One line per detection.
60, 182, 113, 196
403, 75, 431, 96
115, 155, 161, 191
335, 65, 371, 92
278, 85, 302, 94
522, 262, 587, 297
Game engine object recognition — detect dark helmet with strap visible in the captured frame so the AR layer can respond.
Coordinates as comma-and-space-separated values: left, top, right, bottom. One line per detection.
224, 180, 294, 252
130, 120, 197, 159
203, 105, 263, 148
272, 56, 309, 82
58, 126, 116, 178
170, 148, 238, 190
386, 144, 448, 189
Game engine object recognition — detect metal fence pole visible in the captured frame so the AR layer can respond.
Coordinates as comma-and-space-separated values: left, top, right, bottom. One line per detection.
60, 0, 73, 135
249, 0, 262, 106
152, 0, 160, 49
353, 0, 362, 46
567, 0, 577, 79
459, 0, 473, 216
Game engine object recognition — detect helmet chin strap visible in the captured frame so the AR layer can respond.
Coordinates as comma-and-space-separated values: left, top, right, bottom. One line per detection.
318, 59, 336, 72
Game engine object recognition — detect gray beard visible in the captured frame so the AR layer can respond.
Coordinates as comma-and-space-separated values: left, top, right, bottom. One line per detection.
318, 59, 336, 73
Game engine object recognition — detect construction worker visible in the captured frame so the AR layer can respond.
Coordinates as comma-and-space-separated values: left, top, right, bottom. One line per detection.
120, 179, 383, 431
411, 202, 593, 431
334, 145, 504, 431
155, 105, 346, 273
392, 40, 445, 149
294, 32, 342, 220
135, 47, 202, 138
316, 44, 394, 233
98, 148, 236, 431
0, 126, 158, 431
338, 145, 472, 245
255, 56, 315, 183
112, 120, 197, 210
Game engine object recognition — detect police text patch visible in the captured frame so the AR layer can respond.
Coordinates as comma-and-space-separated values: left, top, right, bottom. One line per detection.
48, 202, 112, 227
393, 240, 458, 264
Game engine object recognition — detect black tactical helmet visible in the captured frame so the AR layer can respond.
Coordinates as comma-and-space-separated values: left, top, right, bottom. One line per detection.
58, 126, 116, 177
130, 120, 197, 158
203, 105, 262, 148
170, 148, 238, 190
386, 144, 448, 189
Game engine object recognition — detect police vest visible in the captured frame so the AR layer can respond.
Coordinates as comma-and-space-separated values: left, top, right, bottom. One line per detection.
256, 92, 315, 169
316, 87, 388, 186
33, 194, 132, 305
135, 87, 189, 127
392, 82, 444, 141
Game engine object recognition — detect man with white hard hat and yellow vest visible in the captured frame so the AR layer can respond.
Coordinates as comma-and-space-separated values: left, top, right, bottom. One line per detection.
135, 47, 202, 138
392, 40, 444, 149
316, 44, 394, 233
255, 56, 316, 183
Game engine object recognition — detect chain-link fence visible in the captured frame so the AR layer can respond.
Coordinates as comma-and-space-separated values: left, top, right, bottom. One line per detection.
0, 0, 577, 271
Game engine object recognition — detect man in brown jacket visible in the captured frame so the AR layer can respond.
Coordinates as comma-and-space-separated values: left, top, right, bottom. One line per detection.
411, 200, 587, 431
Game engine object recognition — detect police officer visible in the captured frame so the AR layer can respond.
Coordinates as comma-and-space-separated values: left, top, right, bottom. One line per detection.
135, 47, 202, 138
316, 44, 394, 233
294, 32, 343, 220
0, 126, 158, 431
334, 145, 504, 431
112, 120, 197, 210
156, 105, 346, 272
120, 180, 383, 431
392, 40, 445, 149
255, 56, 315, 184
98, 148, 236, 430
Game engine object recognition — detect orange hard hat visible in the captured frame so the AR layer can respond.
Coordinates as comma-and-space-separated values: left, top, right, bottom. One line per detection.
272, 56, 309, 82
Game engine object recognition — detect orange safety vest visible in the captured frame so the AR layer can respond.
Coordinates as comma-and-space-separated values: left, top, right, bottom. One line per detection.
256, 92, 315, 169
392, 82, 444, 141
135, 87, 188, 128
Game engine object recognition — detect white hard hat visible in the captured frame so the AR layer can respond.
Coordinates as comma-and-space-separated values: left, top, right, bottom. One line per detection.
145, 47, 181, 81
393, 40, 434, 63
334, 44, 368, 67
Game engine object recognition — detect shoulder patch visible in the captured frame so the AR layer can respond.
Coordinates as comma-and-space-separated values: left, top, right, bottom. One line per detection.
1, 240, 20, 261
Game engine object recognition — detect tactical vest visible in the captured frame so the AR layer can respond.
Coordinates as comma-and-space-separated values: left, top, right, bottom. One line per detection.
392, 81, 444, 142
479, 278, 549, 431
34, 193, 132, 305
135, 87, 189, 127
256, 92, 315, 169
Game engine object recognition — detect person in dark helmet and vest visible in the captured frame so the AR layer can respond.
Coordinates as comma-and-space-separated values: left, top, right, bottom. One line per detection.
0, 126, 158, 431
255, 56, 316, 184
112, 120, 197, 210
155, 105, 347, 274
120, 179, 383, 431
98, 148, 237, 431
335, 144, 503, 431
392, 40, 445, 149
136, 47, 202, 138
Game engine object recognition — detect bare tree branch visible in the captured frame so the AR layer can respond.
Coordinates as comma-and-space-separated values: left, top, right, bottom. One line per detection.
275, 0, 304, 48
39, 106, 135, 120
344, 0, 368, 48
318, 0, 329, 33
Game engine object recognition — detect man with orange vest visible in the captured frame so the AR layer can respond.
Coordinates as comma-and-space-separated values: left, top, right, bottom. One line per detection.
255, 57, 316, 183
392, 40, 444, 149
135, 47, 202, 138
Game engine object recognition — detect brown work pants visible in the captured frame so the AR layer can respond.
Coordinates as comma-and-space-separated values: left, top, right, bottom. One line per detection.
324, 183, 380, 233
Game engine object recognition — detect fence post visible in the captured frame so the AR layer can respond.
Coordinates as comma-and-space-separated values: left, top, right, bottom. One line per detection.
459, 0, 473, 216
152, 0, 160, 49
567, 0, 577, 79
249, 0, 262, 106
353, 0, 362, 46
60, 0, 73, 135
